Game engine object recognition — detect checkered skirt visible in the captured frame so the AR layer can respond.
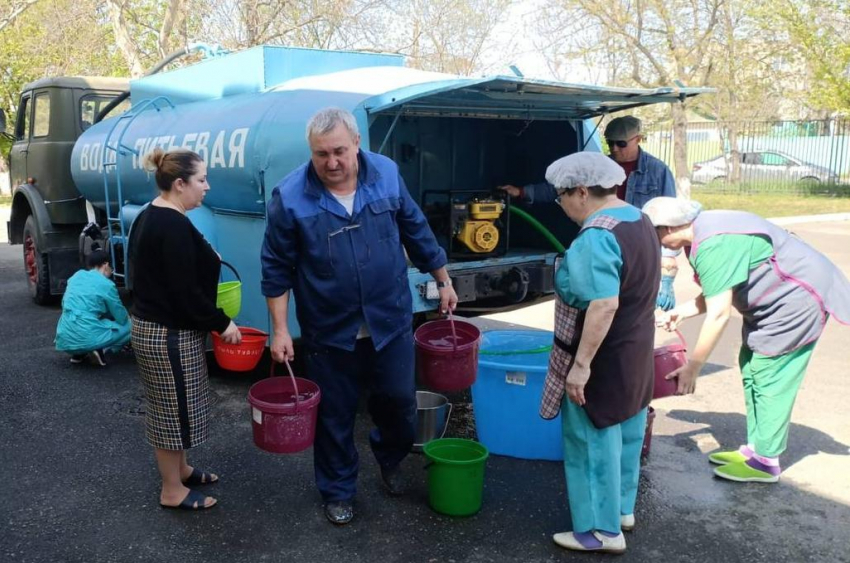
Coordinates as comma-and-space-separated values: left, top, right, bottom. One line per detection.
131, 316, 210, 450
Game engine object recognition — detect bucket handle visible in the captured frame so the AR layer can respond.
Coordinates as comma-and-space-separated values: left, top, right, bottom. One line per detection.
439, 403, 453, 440
673, 329, 687, 349
447, 310, 458, 352
271, 360, 302, 413
220, 260, 241, 283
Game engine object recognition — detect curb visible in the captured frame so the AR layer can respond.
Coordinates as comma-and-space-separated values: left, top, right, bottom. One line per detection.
768, 213, 850, 226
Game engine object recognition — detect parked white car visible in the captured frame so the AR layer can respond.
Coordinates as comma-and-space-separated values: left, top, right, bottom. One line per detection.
692, 150, 840, 184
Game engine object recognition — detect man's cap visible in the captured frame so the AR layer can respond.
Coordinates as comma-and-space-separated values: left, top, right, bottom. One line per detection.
604, 116, 642, 142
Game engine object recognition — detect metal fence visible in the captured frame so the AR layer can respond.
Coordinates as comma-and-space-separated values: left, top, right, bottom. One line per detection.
642, 119, 850, 195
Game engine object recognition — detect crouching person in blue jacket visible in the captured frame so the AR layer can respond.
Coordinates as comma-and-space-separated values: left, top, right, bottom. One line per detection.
55, 249, 131, 366
262, 107, 458, 525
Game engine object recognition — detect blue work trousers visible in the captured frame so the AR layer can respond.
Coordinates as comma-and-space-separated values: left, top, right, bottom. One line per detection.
305, 330, 417, 502
561, 401, 648, 534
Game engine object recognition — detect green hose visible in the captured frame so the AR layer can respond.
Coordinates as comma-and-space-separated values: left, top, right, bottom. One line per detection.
509, 206, 566, 253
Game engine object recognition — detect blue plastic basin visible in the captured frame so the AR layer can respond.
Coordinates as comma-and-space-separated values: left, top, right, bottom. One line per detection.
472, 330, 563, 461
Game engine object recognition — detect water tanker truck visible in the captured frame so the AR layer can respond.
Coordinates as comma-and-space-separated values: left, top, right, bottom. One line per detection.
2, 45, 709, 338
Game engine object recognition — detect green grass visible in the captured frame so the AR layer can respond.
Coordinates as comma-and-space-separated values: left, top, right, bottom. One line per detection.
694, 192, 850, 217
0, 195, 11, 207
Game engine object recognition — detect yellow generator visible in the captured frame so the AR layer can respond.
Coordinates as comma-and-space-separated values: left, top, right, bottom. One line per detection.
453, 199, 506, 255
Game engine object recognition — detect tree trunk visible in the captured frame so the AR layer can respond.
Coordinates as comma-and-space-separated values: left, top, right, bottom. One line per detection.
670, 102, 691, 198
158, 0, 187, 59
106, 0, 145, 78
727, 122, 742, 183
242, 0, 258, 46
0, 0, 40, 34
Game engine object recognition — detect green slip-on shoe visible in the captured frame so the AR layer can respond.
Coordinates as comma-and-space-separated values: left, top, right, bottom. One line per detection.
708, 450, 749, 466
714, 460, 779, 483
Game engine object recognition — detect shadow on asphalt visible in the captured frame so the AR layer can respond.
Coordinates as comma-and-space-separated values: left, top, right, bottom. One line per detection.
665, 409, 850, 470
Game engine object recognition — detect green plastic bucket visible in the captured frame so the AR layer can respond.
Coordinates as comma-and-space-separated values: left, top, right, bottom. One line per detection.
216, 261, 241, 319
423, 438, 489, 516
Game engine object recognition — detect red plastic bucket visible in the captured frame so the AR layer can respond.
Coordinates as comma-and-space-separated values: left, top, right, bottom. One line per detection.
414, 313, 481, 392
653, 331, 687, 399
212, 327, 267, 372
247, 362, 321, 454
641, 406, 656, 459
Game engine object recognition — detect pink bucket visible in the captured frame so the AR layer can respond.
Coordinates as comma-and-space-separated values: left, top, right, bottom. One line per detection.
414, 313, 481, 392
653, 330, 687, 399
247, 361, 321, 454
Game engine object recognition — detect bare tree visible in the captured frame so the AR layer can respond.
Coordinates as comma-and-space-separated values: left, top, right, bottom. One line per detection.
106, 0, 190, 77
0, 0, 40, 34
106, 0, 145, 77
704, 0, 796, 182
536, 0, 724, 196
193, 0, 512, 76
196, 0, 387, 51
389, 0, 514, 75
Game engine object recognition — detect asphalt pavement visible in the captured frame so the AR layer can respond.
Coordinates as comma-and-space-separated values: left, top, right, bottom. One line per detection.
2, 219, 850, 563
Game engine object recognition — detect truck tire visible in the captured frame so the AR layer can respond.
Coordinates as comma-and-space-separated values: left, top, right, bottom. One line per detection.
23, 215, 54, 305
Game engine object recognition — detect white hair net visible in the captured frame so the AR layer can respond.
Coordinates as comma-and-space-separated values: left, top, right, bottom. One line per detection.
545, 151, 626, 190
642, 197, 703, 227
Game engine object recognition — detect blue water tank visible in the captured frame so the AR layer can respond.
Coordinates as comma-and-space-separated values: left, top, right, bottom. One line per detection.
69, 46, 408, 217
69, 87, 372, 215
472, 330, 563, 461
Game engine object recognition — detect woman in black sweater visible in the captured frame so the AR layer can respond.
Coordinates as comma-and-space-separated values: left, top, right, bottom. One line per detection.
129, 148, 241, 510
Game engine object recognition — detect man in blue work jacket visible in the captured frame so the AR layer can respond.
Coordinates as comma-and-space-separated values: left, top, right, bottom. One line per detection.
498, 115, 680, 310
261, 107, 458, 525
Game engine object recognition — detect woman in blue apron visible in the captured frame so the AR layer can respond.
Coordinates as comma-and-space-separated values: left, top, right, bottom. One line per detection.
644, 197, 850, 483
540, 152, 661, 554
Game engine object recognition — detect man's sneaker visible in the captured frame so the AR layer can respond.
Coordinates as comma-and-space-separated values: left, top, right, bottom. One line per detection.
714, 459, 780, 483
89, 349, 107, 367
69, 354, 86, 364
620, 514, 635, 532
708, 450, 750, 466
380, 465, 406, 496
324, 500, 354, 525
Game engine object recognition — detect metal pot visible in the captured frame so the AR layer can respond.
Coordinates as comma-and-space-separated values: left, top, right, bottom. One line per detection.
413, 391, 452, 451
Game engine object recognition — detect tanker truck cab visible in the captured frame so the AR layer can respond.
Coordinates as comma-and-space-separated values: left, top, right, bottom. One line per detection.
6, 77, 128, 303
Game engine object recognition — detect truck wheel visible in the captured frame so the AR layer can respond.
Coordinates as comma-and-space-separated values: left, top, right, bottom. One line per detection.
23, 215, 53, 305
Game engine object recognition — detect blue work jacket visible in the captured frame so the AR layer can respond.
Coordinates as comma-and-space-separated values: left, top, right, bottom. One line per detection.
261, 150, 447, 351
524, 149, 676, 210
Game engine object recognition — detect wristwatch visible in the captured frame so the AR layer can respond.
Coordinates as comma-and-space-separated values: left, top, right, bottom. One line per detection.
436, 279, 452, 288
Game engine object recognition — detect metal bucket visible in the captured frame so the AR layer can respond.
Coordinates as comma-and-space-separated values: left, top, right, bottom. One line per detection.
413, 391, 452, 451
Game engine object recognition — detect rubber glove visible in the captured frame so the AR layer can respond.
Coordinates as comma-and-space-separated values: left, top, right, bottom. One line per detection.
656, 275, 676, 311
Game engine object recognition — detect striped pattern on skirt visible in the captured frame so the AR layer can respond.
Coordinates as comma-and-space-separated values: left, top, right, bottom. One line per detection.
132, 316, 210, 450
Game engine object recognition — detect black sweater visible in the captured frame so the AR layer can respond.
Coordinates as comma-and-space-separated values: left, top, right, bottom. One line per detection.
129, 205, 231, 333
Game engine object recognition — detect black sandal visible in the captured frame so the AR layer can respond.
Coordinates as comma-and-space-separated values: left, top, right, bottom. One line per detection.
183, 467, 218, 486
160, 489, 216, 510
